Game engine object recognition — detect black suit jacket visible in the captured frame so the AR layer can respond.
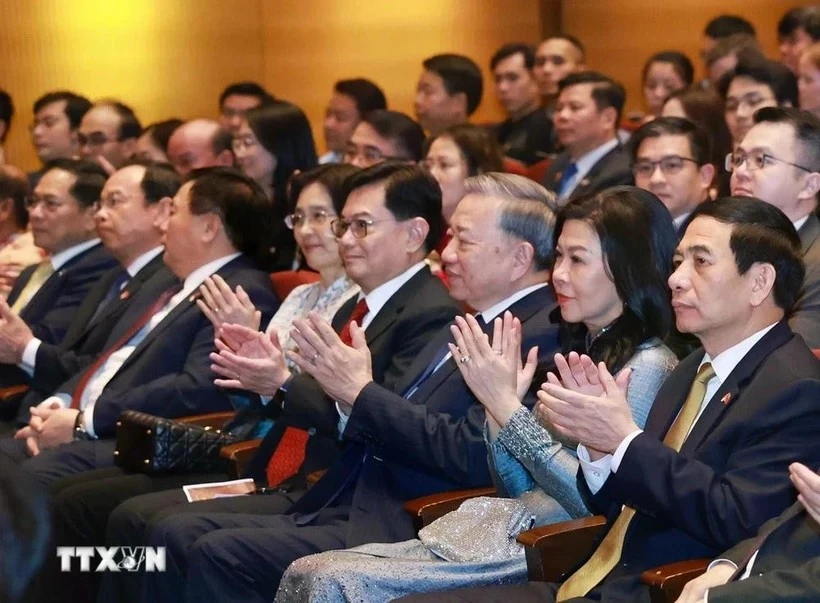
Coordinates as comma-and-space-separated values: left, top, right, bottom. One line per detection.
708, 498, 820, 602
286, 285, 561, 547
7, 242, 118, 345
575, 321, 820, 601
50, 255, 279, 438
791, 213, 820, 348
29, 253, 168, 397
247, 266, 460, 483
542, 142, 633, 201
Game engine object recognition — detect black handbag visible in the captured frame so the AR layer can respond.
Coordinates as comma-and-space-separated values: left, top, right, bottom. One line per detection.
113, 410, 237, 475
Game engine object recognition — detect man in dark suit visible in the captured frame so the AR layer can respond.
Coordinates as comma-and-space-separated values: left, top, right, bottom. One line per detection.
677, 461, 820, 603
2, 159, 117, 346
541, 71, 633, 204
728, 106, 820, 348
0, 162, 180, 416
408, 198, 820, 603
0, 167, 279, 485
127, 172, 561, 602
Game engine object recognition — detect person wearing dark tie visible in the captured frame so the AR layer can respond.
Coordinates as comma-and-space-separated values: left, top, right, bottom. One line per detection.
0, 162, 179, 419
406, 197, 820, 602
541, 71, 633, 204
0, 167, 280, 486
676, 462, 820, 603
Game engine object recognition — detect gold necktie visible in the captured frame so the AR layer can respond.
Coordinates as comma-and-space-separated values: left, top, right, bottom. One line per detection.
556, 362, 716, 601
10, 261, 54, 313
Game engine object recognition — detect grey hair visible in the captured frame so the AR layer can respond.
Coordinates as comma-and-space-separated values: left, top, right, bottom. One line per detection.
463, 172, 557, 271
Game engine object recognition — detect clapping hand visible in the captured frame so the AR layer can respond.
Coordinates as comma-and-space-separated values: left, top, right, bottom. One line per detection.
210, 324, 291, 395
197, 274, 261, 332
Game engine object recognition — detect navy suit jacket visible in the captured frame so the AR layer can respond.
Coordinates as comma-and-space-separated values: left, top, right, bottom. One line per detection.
575, 321, 820, 601
286, 284, 561, 547
7, 242, 118, 345
52, 255, 279, 438
542, 143, 633, 201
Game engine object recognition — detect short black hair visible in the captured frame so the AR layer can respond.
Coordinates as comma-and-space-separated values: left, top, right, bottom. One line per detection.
360, 110, 425, 162
704, 15, 756, 39
778, 6, 820, 41
288, 163, 360, 215
0, 166, 31, 228
422, 53, 484, 116
630, 116, 713, 166
490, 43, 536, 71
32, 91, 92, 129
0, 90, 13, 142
218, 82, 274, 108
138, 161, 183, 205
334, 79, 387, 117
41, 158, 108, 208
718, 55, 798, 107
685, 197, 804, 311
642, 51, 695, 87
185, 166, 275, 262
753, 106, 820, 172
343, 162, 443, 253
95, 100, 142, 141
558, 71, 626, 124
142, 119, 183, 154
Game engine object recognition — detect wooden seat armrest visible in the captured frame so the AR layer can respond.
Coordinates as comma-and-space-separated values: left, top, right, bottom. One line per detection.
404, 487, 497, 533
219, 439, 262, 480
177, 411, 235, 429
641, 558, 711, 603
517, 515, 607, 582
0, 384, 29, 402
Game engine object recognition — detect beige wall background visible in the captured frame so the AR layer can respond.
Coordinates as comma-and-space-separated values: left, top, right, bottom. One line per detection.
0, 0, 813, 172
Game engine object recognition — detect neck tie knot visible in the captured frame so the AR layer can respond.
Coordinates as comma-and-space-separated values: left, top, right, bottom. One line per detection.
339, 298, 369, 346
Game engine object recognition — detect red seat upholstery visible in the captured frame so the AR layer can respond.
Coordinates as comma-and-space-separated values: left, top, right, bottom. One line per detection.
269, 270, 321, 300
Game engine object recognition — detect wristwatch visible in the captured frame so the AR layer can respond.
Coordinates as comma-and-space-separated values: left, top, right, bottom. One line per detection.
73, 410, 95, 441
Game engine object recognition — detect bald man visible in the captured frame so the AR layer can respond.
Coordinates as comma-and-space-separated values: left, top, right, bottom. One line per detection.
166, 119, 234, 175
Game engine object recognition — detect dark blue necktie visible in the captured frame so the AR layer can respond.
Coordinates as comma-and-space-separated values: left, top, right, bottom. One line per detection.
90, 270, 130, 323
557, 162, 578, 197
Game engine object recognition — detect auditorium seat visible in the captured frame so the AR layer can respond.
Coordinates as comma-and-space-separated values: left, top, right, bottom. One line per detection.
270, 270, 321, 300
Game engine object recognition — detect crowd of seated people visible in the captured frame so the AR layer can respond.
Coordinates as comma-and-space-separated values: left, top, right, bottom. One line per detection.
0, 5, 819, 603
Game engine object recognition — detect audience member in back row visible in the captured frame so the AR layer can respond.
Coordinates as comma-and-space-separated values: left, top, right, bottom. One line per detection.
218, 81, 274, 133
729, 107, 820, 348
777, 6, 820, 74
798, 42, 820, 119
490, 43, 555, 166
321, 78, 387, 165
641, 51, 694, 120
28, 91, 92, 187
167, 119, 234, 176
704, 34, 764, 87
78, 100, 142, 172
542, 71, 633, 203
718, 55, 798, 146
415, 53, 483, 136
700, 14, 756, 72
134, 118, 183, 164
0, 165, 45, 298
0, 88, 13, 165
533, 35, 585, 109
232, 100, 318, 271
344, 109, 425, 168
631, 117, 714, 231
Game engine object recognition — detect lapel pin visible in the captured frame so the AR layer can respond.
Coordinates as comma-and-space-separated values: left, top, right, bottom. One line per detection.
721, 393, 732, 406
579, 178, 590, 188
119, 290, 130, 300
554, 171, 562, 182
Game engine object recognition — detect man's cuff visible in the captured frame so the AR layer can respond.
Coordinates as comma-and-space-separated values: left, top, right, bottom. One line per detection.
260, 394, 273, 406
19, 337, 41, 376
335, 401, 351, 436
611, 429, 643, 472
82, 403, 96, 438
40, 393, 71, 410
577, 444, 613, 494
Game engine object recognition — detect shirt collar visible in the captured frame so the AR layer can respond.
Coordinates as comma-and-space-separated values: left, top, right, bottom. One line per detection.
673, 212, 692, 230
478, 282, 549, 323
793, 215, 810, 233
49, 238, 101, 271
573, 137, 619, 178
125, 246, 164, 277
699, 321, 779, 385
180, 252, 242, 299
361, 261, 426, 320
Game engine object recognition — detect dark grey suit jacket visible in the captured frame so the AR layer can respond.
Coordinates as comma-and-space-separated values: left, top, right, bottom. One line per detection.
541, 142, 633, 202
792, 213, 820, 348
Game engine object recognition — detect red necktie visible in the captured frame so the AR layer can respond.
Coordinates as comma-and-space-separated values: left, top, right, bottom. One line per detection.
71, 284, 182, 409
264, 298, 369, 486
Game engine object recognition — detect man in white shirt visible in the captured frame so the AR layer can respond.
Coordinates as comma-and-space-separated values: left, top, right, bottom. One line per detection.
631, 117, 715, 232
0, 167, 280, 485
728, 106, 820, 347
418, 197, 820, 603
541, 71, 633, 203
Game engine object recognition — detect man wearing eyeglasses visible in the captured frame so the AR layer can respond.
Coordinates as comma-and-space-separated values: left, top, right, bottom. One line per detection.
78, 101, 142, 173
343, 110, 425, 169
728, 106, 820, 347
631, 117, 715, 232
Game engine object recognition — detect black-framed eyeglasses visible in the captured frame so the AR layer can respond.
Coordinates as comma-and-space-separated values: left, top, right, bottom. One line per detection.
342, 146, 406, 165
284, 209, 333, 230
632, 156, 699, 178
330, 217, 395, 239
725, 150, 813, 173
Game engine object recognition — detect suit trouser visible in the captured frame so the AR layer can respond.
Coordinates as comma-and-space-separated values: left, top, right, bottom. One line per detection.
0, 437, 116, 486
99, 486, 304, 603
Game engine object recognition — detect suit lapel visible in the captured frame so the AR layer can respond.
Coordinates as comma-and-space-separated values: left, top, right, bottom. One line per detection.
87, 255, 164, 329
362, 267, 434, 344
798, 213, 820, 257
